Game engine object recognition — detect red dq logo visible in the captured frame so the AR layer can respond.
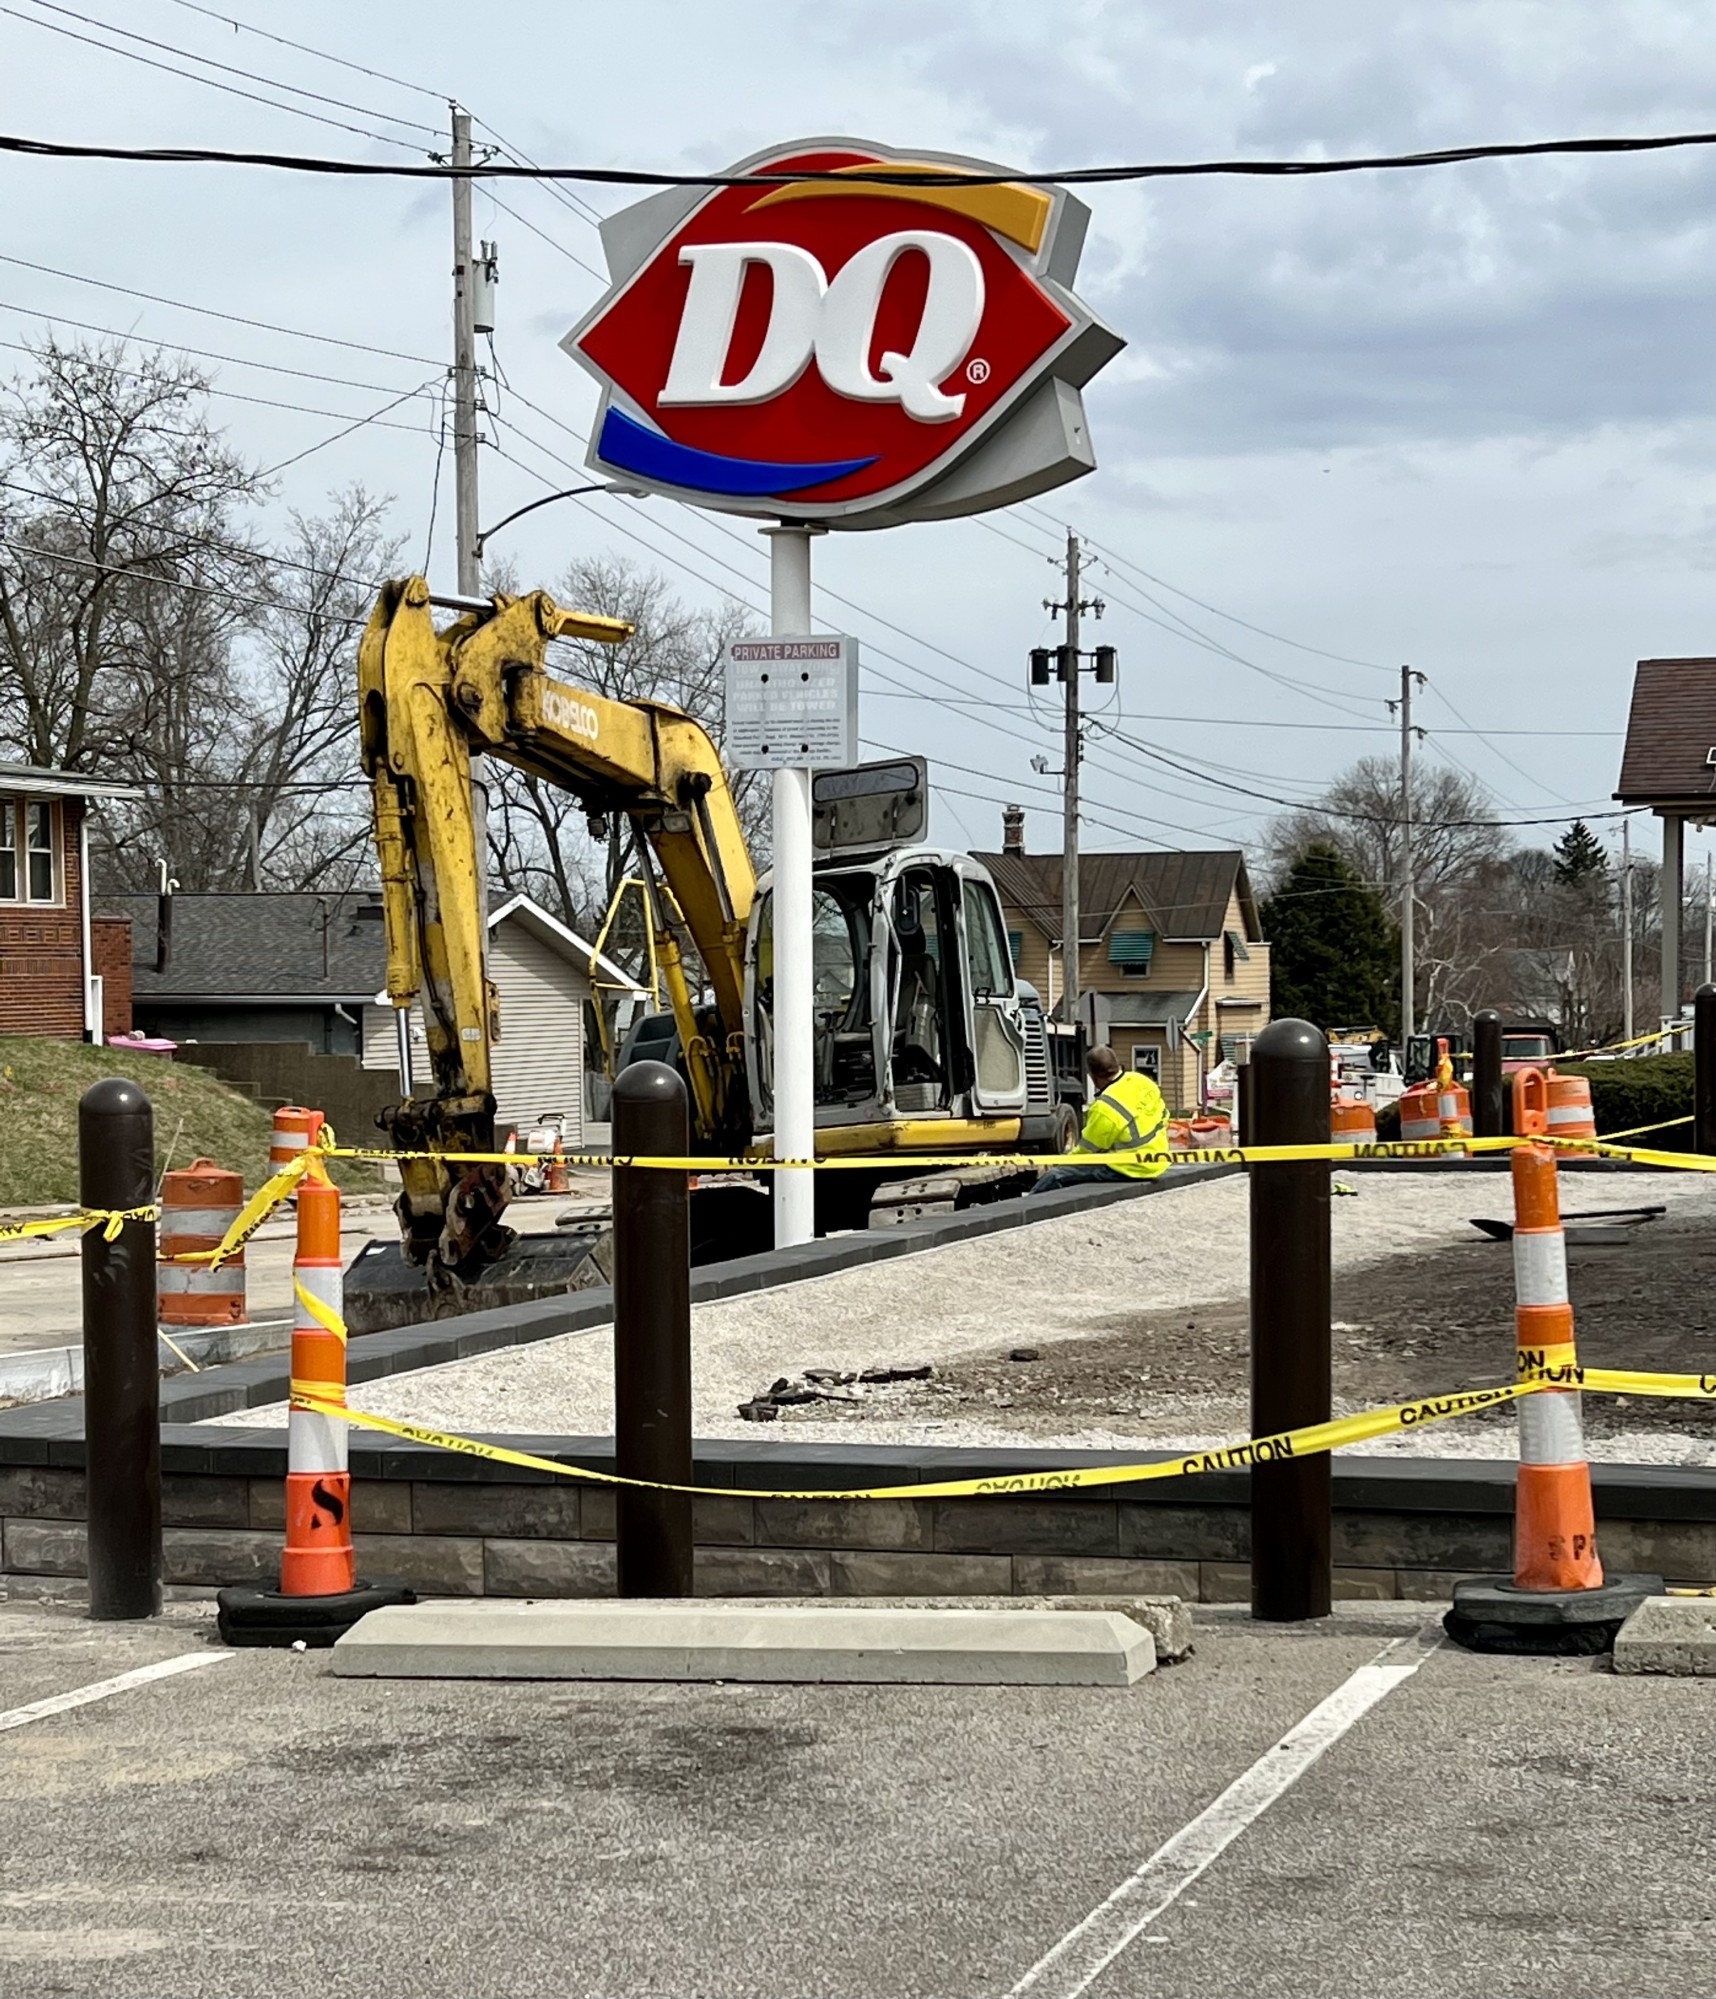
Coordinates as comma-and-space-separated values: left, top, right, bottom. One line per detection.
565, 139, 1123, 527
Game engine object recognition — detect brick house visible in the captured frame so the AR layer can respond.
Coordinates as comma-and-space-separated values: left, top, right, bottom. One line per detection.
0, 763, 137, 1041
976, 807, 1271, 1111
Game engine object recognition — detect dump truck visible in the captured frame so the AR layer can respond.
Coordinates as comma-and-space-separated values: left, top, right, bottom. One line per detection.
355, 578, 1077, 1296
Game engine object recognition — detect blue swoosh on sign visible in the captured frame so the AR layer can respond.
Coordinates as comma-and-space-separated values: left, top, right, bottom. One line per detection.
597, 409, 877, 496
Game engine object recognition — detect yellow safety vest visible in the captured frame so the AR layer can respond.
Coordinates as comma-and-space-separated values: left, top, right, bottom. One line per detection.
1078, 1070, 1170, 1179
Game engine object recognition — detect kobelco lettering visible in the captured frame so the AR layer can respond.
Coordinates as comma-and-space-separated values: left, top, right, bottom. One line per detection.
542, 686, 600, 744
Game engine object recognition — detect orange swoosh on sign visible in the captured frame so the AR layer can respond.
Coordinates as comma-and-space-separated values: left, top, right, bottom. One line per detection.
747, 164, 1053, 256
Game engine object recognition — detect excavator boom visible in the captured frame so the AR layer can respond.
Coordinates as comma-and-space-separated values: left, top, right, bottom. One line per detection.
358, 577, 756, 1278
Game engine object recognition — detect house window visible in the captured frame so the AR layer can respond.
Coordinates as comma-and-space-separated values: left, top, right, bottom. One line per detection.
0, 797, 59, 905
1223, 928, 1250, 982
1131, 1043, 1161, 1081
1006, 928, 1023, 966
1108, 931, 1155, 978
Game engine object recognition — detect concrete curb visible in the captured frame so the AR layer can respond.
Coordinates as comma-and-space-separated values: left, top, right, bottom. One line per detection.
329, 1599, 1158, 1685
1612, 1594, 1716, 1675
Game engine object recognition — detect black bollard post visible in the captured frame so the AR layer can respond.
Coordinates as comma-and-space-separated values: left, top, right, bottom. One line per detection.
612, 1060, 694, 1596
1697, 985, 1716, 1156
79, 1077, 161, 1619
1472, 1010, 1505, 1140
1249, 1018, 1332, 1621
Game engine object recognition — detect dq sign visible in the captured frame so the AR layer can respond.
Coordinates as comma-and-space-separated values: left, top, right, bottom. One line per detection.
564, 138, 1123, 528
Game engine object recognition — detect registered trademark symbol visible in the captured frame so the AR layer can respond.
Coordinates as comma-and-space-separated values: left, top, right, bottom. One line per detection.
965, 357, 991, 384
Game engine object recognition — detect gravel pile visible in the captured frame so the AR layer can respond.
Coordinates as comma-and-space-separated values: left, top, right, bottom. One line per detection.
210, 1167, 1716, 1461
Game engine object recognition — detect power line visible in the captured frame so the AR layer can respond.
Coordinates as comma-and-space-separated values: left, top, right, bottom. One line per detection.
163, 0, 446, 105
0, 332, 435, 434
481, 188, 606, 285
1026, 510, 1393, 674
259, 379, 440, 477
0, 251, 437, 365
0, 295, 436, 397
22, 0, 441, 140
6, 125, 1716, 183
1, 6, 422, 149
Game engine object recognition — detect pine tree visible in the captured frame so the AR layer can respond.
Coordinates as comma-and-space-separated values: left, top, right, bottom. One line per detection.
1552, 820, 1608, 885
1261, 842, 1399, 1037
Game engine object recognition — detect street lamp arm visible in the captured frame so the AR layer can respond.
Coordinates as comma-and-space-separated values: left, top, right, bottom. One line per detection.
474, 482, 624, 557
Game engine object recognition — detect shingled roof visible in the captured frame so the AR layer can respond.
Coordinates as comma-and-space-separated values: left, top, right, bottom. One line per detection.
101, 891, 389, 1001
1615, 658, 1716, 805
973, 848, 1259, 943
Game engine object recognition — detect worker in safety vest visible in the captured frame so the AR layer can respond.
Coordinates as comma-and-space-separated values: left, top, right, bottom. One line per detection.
1029, 1044, 1170, 1194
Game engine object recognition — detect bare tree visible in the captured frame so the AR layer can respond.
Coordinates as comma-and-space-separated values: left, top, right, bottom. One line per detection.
1266, 755, 1514, 1029
0, 338, 262, 777
484, 556, 763, 971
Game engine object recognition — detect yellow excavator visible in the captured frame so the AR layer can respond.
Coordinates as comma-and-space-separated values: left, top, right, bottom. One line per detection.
358, 577, 1075, 1286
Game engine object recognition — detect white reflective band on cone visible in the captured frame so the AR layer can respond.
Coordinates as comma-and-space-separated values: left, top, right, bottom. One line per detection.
288, 1407, 346, 1476
272, 1132, 309, 1151
293, 1264, 341, 1327
1511, 1231, 1569, 1307
1518, 1389, 1587, 1464
1547, 1105, 1591, 1125
157, 1208, 243, 1238
156, 1264, 246, 1294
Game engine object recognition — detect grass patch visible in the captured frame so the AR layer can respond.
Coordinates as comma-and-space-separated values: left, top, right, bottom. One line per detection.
0, 1037, 383, 1207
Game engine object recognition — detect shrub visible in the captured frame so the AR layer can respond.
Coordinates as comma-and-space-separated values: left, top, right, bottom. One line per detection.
1557, 1055, 1693, 1149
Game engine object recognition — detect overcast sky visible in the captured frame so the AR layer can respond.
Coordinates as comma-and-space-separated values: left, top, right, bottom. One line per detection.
4, 0, 1715, 879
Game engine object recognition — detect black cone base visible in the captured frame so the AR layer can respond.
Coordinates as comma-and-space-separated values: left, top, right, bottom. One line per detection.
216, 1578, 416, 1649
1443, 1573, 1663, 1656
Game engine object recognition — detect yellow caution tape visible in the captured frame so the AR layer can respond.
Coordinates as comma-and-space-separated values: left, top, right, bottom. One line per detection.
289, 1381, 1532, 1502
1518, 1343, 1580, 1376
0, 1203, 159, 1245
292, 1275, 349, 1346
166, 1153, 314, 1268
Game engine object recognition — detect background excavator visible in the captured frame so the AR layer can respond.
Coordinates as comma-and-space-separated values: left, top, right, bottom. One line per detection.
356, 576, 1076, 1297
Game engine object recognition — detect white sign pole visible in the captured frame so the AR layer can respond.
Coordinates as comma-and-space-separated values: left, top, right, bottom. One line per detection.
764, 523, 819, 1249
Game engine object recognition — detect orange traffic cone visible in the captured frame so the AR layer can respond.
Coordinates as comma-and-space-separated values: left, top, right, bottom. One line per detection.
1445, 1069, 1660, 1654
281, 1176, 354, 1597
214, 1177, 413, 1646
547, 1133, 570, 1196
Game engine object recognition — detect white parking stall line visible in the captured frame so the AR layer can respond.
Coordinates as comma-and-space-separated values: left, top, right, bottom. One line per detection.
1008, 1622, 1444, 1999
0, 1649, 235, 1734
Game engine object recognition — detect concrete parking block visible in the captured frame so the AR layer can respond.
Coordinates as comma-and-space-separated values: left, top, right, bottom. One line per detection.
330, 1599, 1157, 1685
1613, 1595, 1716, 1676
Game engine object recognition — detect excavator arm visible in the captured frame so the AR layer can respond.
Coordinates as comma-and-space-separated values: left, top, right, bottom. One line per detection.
357, 576, 757, 1278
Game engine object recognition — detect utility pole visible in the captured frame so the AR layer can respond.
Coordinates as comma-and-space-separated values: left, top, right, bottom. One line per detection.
1392, 666, 1424, 1043
1622, 818, 1635, 1043
451, 105, 481, 597
1061, 530, 1081, 1021
1041, 532, 1102, 1021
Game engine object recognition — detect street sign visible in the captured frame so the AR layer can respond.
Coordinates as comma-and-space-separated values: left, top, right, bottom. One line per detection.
722, 635, 858, 769
812, 755, 927, 853
564, 138, 1122, 528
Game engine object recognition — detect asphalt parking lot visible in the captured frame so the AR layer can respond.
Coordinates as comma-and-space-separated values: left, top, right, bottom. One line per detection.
2, 1593, 1713, 1999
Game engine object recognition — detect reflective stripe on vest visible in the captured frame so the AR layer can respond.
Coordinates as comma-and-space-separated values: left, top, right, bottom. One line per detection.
1086, 1082, 1167, 1154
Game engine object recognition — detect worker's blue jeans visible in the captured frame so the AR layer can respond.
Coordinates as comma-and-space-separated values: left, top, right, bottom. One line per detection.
1028, 1162, 1131, 1196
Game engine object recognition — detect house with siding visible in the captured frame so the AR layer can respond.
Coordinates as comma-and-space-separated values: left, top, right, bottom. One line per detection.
104, 888, 641, 1144
0, 763, 138, 1042
359, 893, 644, 1142
976, 807, 1271, 1112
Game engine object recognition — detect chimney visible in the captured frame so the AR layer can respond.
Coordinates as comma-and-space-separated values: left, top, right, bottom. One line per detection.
1002, 803, 1025, 855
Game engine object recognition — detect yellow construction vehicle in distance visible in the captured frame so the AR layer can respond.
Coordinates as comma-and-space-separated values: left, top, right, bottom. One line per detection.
359, 577, 1075, 1285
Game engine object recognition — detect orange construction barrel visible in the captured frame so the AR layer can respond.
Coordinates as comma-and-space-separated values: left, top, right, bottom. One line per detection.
157, 1157, 246, 1327
270, 1106, 326, 1185
1331, 1094, 1378, 1147
1546, 1071, 1597, 1141
1399, 1082, 1441, 1143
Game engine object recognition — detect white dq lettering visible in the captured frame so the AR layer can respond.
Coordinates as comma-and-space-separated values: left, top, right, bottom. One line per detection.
659, 232, 985, 424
